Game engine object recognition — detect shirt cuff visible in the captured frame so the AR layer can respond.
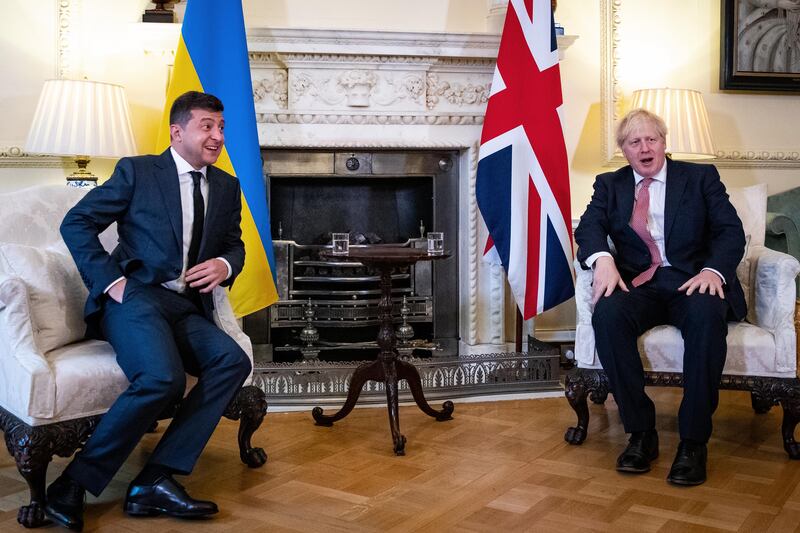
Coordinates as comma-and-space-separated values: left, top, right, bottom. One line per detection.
217, 257, 232, 280
104, 276, 126, 294
701, 267, 726, 285
586, 251, 613, 269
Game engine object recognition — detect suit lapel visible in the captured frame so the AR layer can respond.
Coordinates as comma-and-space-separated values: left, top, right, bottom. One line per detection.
617, 166, 636, 225
663, 158, 688, 246
154, 149, 183, 252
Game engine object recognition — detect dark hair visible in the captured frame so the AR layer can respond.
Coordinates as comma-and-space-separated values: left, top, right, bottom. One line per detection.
169, 91, 224, 127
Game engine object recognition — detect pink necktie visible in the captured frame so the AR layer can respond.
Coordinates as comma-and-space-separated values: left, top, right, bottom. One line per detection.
629, 178, 662, 287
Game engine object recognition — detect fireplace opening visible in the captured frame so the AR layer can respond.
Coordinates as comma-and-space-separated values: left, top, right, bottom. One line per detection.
244, 149, 459, 363
270, 176, 433, 245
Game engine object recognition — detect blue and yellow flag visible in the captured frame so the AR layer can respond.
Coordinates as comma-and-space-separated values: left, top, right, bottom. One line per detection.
156, 0, 278, 316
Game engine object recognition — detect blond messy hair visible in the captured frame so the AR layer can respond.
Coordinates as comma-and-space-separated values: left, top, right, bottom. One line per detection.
615, 108, 668, 149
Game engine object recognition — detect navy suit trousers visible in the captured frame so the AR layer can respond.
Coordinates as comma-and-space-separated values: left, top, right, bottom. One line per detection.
66, 280, 251, 496
591, 267, 729, 443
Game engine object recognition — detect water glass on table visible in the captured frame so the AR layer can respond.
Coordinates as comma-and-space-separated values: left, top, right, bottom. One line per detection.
331, 232, 349, 255
427, 232, 444, 255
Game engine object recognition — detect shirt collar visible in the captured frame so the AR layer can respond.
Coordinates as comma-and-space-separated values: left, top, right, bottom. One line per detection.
632, 159, 667, 185
170, 147, 207, 179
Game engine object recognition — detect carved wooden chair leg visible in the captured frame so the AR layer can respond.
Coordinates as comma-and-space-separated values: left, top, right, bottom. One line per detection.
750, 391, 774, 414
564, 369, 609, 446
1, 408, 99, 529
223, 385, 268, 468
780, 397, 800, 460
590, 387, 610, 405
564, 370, 590, 445
11, 438, 51, 529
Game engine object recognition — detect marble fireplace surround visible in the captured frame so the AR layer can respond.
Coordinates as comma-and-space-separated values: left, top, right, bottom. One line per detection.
246, 28, 510, 355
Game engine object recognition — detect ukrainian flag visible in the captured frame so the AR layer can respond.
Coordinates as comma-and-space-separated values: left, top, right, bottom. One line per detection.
156, 0, 278, 316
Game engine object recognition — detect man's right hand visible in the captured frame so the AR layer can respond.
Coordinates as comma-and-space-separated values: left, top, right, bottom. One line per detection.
591, 256, 629, 304
107, 278, 127, 303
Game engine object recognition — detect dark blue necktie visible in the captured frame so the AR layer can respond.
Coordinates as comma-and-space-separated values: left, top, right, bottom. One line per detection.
187, 171, 205, 269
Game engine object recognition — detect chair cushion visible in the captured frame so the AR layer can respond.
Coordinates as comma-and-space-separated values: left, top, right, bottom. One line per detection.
728, 183, 767, 248
728, 184, 767, 320
0, 243, 87, 354
578, 322, 789, 377
639, 322, 777, 374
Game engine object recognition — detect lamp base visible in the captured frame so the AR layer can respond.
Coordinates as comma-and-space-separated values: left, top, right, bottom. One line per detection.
143, 1, 175, 23
66, 158, 98, 188
66, 176, 98, 189
142, 9, 174, 23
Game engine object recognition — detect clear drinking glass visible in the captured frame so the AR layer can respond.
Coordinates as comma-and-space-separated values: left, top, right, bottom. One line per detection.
427, 231, 444, 255
331, 232, 349, 255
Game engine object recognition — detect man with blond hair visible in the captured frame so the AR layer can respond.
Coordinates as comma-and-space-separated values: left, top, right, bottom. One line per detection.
574, 108, 746, 485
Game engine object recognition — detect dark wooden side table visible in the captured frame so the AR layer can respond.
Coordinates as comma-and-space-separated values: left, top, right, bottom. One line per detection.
312, 246, 454, 455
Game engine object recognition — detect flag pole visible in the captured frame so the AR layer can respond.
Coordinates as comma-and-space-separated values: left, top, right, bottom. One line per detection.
515, 308, 523, 352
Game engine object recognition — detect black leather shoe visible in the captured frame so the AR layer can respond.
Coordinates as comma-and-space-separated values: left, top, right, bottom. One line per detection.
667, 440, 707, 486
44, 474, 85, 532
124, 474, 218, 518
616, 429, 659, 473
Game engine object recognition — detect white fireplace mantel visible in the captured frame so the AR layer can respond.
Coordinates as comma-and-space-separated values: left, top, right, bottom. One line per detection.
246, 28, 499, 150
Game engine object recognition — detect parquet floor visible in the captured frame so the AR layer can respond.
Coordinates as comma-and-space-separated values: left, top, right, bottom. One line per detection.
2, 388, 800, 532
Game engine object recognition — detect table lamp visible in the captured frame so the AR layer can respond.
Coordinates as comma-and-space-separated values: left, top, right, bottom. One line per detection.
629, 88, 716, 160
25, 79, 137, 187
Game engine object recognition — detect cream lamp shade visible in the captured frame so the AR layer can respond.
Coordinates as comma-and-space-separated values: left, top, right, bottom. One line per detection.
629, 88, 716, 160
25, 79, 136, 187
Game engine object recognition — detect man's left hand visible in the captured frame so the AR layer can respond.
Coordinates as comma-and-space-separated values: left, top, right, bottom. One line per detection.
678, 270, 725, 299
186, 258, 228, 293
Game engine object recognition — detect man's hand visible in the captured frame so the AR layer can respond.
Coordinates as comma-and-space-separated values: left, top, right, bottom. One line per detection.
107, 278, 127, 303
592, 255, 629, 304
678, 270, 725, 299
186, 258, 228, 293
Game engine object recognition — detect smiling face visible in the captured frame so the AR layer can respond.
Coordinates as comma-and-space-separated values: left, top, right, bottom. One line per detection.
620, 120, 666, 179
170, 108, 225, 169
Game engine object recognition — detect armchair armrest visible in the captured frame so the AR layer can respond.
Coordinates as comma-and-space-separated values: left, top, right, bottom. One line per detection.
573, 258, 599, 366
211, 286, 254, 384
0, 274, 56, 419
574, 258, 594, 326
766, 212, 800, 294
749, 245, 800, 374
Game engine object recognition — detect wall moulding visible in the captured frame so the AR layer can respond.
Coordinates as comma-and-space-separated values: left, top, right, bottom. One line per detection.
57, 0, 79, 80
600, 0, 800, 169
0, 147, 69, 169
246, 28, 501, 58
256, 113, 484, 126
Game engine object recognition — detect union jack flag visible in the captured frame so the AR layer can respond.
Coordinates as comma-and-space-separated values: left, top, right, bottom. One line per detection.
476, 0, 574, 320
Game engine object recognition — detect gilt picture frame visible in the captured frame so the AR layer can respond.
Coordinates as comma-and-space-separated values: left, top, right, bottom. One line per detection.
720, 0, 800, 92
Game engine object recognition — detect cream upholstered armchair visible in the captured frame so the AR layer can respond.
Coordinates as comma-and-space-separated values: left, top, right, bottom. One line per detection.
0, 185, 268, 528
564, 184, 800, 458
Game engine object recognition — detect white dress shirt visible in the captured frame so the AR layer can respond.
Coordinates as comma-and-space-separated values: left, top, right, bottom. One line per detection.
104, 148, 231, 295
586, 161, 725, 284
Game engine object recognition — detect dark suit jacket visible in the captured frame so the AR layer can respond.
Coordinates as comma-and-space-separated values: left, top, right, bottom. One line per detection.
61, 149, 245, 329
574, 159, 747, 321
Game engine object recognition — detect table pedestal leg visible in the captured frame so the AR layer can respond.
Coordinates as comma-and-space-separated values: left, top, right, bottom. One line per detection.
312, 359, 384, 427
311, 258, 453, 455
396, 358, 454, 421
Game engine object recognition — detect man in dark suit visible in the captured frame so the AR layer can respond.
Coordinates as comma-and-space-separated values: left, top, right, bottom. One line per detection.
46, 91, 252, 531
574, 109, 746, 486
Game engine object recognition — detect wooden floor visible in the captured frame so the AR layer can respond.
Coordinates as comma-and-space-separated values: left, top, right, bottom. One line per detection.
3, 388, 800, 532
